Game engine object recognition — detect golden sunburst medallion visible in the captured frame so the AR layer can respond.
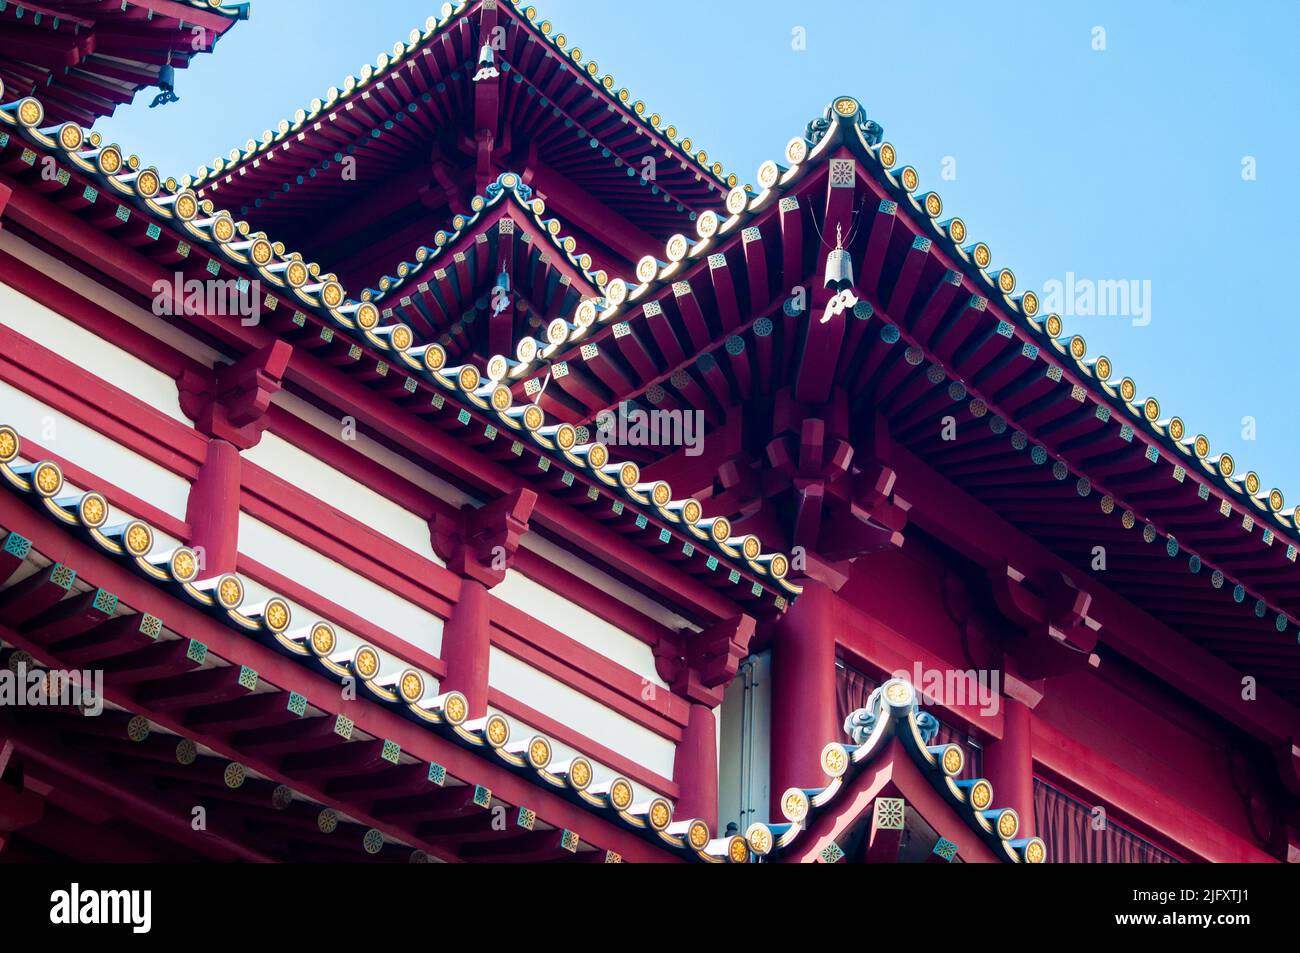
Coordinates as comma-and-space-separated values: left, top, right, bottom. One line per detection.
727, 836, 749, 863
619, 462, 639, 487
457, 365, 480, 392
726, 186, 750, 216
650, 481, 672, 506
399, 669, 424, 702
353, 645, 380, 679
355, 302, 379, 330
97, 145, 123, 176
0, 425, 17, 462
264, 598, 291, 633
443, 691, 467, 724
997, 809, 1019, 839
137, 168, 161, 198
1044, 314, 1063, 337
524, 405, 546, 433
587, 442, 609, 469
211, 214, 235, 243
59, 122, 84, 150
175, 191, 199, 221
878, 142, 897, 168
969, 779, 993, 810
318, 809, 338, 834
285, 260, 309, 287
423, 343, 447, 373
746, 823, 773, 856
170, 547, 198, 582
635, 255, 660, 283
1144, 398, 1160, 421
1245, 471, 1260, 495
609, 778, 634, 810
320, 281, 345, 309
782, 788, 809, 822
687, 819, 710, 850
124, 521, 153, 556
924, 192, 942, 217
224, 762, 246, 789
31, 461, 61, 497
1095, 356, 1112, 381
1169, 417, 1185, 440
528, 737, 551, 769
682, 499, 702, 524
485, 714, 510, 747
17, 97, 43, 127
1020, 291, 1039, 315
1122, 509, 1136, 530
1120, 378, 1137, 402
250, 238, 273, 265
821, 743, 849, 777
948, 217, 966, 243
899, 166, 919, 192
648, 799, 672, 830
1270, 489, 1284, 512
742, 536, 762, 560
834, 96, 860, 117
390, 324, 413, 351
126, 715, 150, 742
217, 574, 244, 609
696, 210, 719, 240
711, 517, 731, 543
490, 385, 512, 411
883, 679, 914, 706
1024, 838, 1047, 863
769, 553, 789, 578
972, 243, 991, 268
309, 622, 336, 656
1219, 453, 1235, 478
78, 492, 108, 528
941, 744, 965, 777
568, 757, 593, 790
1070, 336, 1087, 359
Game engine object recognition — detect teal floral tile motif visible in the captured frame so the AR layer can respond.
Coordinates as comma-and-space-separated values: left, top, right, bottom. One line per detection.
559, 829, 579, 852
819, 842, 845, 863
472, 785, 491, 808
933, 838, 959, 862
381, 740, 401, 764
287, 692, 307, 716
237, 666, 259, 691
186, 640, 207, 664
334, 714, 354, 740
516, 807, 536, 830
427, 762, 447, 786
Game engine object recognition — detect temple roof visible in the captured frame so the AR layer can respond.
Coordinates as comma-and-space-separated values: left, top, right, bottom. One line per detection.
747, 677, 1046, 863
0, 100, 798, 615
0, 0, 247, 126
0, 425, 754, 863
180, 0, 735, 286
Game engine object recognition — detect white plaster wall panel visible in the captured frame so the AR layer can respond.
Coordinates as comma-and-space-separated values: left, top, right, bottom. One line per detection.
0, 380, 191, 520
487, 647, 675, 780
0, 274, 188, 422
493, 567, 667, 688
243, 432, 441, 566
520, 532, 698, 634
237, 513, 444, 656
0, 231, 225, 368
271, 390, 473, 509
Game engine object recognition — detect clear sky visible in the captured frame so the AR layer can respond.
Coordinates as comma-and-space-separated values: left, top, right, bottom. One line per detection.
95, 0, 1299, 501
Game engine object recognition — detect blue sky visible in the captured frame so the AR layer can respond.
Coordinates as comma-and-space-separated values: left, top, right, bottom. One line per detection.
96, 0, 1299, 501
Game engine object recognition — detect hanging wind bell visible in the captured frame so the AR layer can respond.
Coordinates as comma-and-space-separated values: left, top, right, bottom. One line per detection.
473, 43, 500, 83
824, 223, 854, 291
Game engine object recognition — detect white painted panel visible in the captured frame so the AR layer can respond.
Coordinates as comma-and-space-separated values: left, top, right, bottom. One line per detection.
520, 533, 698, 634
243, 432, 441, 565
0, 231, 225, 368
238, 513, 443, 656
272, 390, 473, 508
488, 647, 675, 780
494, 568, 666, 687
0, 380, 191, 520
0, 273, 188, 422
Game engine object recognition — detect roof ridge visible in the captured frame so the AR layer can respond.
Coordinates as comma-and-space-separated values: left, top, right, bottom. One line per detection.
184, 0, 738, 194
359, 170, 628, 307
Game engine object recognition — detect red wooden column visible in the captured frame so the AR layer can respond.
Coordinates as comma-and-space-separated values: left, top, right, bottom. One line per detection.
656, 615, 755, 830
431, 489, 537, 718
177, 341, 292, 574
770, 580, 839, 813
983, 676, 1039, 839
